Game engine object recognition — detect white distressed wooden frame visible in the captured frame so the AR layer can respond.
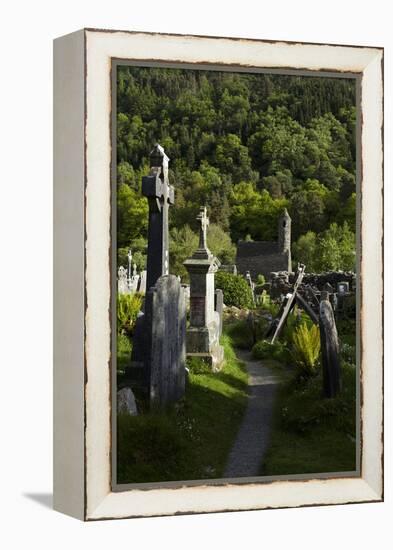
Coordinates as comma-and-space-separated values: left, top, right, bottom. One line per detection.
53, 29, 383, 521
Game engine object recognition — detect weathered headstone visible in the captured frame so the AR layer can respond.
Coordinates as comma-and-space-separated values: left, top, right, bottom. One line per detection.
117, 387, 138, 415
138, 270, 147, 293
319, 298, 341, 398
145, 276, 186, 406
129, 274, 140, 293
118, 266, 129, 294
337, 281, 350, 295
184, 207, 224, 371
128, 145, 186, 408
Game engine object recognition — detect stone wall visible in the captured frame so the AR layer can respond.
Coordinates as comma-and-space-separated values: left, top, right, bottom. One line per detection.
266, 270, 356, 299
237, 252, 290, 281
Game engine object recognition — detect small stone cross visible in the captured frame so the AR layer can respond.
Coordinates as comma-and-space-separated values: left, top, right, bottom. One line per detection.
197, 206, 209, 251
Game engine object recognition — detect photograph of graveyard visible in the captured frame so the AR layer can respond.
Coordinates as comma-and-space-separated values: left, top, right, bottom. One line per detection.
116, 65, 358, 484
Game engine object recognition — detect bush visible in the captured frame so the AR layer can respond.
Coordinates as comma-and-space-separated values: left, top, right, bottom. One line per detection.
186, 356, 212, 374
291, 323, 321, 376
225, 320, 254, 349
279, 361, 356, 435
340, 342, 356, 365
215, 271, 254, 309
117, 292, 143, 336
252, 339, 290, 363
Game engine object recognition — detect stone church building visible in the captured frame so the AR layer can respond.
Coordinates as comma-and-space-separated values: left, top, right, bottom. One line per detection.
236, 209, 292, 281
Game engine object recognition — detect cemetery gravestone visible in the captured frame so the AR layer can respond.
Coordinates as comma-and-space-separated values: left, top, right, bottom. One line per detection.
118, 266, 129, 294
128, 145, 186, 407
184, 207, 224, 371
144, 275, 186, 406
138, 270, 147, 293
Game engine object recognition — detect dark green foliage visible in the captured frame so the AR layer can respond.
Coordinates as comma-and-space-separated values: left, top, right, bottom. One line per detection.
224, 320, 255, 349
215, 271, 254, 309
261, 361, 357, 475
290, 323, 321, 376
117, 293, 143, 336
117, 66, 357, 273
252, 339, 290, 364
117, 333, 132, 374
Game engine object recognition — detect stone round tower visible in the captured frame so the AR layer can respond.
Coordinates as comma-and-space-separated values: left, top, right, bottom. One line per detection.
278, 208, 291, 254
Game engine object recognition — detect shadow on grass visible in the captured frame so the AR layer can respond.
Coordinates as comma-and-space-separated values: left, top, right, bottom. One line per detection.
117, 360, 248, 485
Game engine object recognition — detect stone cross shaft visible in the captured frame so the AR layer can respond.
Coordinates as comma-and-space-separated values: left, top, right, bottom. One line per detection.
127, 249, 132, 280
142, 144, 175, 291
197, 206, 209, 251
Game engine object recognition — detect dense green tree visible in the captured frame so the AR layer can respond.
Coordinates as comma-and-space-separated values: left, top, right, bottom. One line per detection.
116, 66, 357, 274
117, 184, 148, 249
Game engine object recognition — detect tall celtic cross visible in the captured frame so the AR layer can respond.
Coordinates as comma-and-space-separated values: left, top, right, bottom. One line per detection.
142, 144, 175, 291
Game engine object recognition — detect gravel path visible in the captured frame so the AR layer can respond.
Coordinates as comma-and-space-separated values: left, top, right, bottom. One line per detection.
223, 348, 281, 478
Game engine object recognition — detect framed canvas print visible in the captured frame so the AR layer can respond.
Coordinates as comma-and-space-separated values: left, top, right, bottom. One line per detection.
53, 29, 383, 520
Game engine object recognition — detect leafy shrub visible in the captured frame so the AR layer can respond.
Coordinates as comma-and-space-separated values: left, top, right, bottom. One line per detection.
252, 339, 290, 363
340, 342, 356, 365
215, 271, 254, 309
186, 356, 212, 374
282, 308, 313, 343
224, 320, 255, 349
280, 361, 356, 435
291, 323, 321, 376
257, 274, 266, 285
260, 297, 280, 317
117, 293, 143, 336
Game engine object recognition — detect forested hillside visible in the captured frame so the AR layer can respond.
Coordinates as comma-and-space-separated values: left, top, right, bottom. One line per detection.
117, 66, 357, 276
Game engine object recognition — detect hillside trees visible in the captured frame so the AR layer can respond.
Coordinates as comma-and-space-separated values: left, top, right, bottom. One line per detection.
116, 66, 357, 276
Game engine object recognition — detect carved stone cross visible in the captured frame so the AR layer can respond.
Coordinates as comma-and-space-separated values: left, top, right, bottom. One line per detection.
142, 144, 175, 291
197, 206, 209, 251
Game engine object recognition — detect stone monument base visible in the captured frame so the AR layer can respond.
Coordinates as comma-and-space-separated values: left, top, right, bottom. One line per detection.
186, 324, 224, 372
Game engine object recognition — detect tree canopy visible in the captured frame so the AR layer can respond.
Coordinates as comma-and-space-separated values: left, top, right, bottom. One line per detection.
117, 66, 357, 274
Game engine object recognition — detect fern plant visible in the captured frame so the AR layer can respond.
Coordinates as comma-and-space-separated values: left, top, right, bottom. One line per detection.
117, 293, 143, 336
291, 323, 321, 376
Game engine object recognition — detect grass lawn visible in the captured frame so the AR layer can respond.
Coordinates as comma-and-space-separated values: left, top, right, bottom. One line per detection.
117, 333, 248, 484
117, 333, 132, 374
261, 362, 357, 476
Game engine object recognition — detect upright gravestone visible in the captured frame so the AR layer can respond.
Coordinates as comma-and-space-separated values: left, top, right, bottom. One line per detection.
138, 270, 147, 294
117, 266, 129, 294
128, 145, 186, 407
319, 297, 341, 398
144, 275, 186, 406
184, 207, 224, 371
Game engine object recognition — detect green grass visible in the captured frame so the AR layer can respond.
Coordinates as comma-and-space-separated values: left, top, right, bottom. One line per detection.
117, 333, 248, 483
261, 361, 357, 476
117, 333, 132, 374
